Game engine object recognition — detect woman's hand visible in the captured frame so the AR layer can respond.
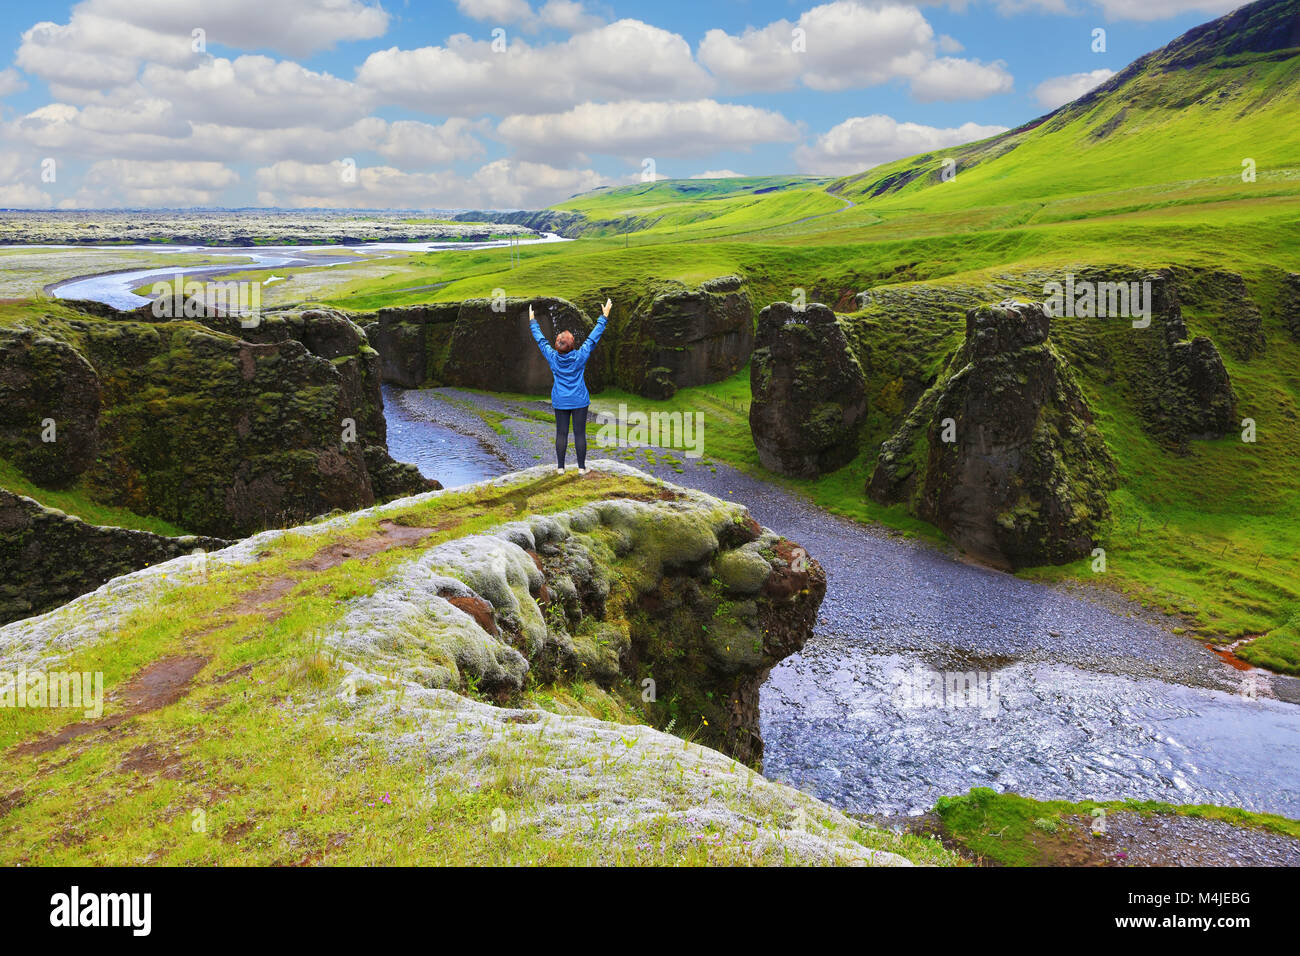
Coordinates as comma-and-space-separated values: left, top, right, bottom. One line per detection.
528, 304, 535, 323
602, 298, 612, 318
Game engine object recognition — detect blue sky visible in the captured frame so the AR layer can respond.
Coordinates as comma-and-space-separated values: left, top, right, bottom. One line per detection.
0, 0, 1245, 208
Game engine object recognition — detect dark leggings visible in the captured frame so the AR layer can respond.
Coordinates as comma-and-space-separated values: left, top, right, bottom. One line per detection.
554, 406, 588, 469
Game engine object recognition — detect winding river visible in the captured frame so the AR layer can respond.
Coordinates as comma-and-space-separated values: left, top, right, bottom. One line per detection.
42, 250, 1300, 821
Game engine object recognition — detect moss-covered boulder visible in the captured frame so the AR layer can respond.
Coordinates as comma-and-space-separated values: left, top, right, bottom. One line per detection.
0, 300, 433, 538
1138, 273, 1237, 446
0, 489, 231, 625
0, 330, 100, 487
869, 300, 1117, 569
749, 302, 867, 478
603, 275, 753, 399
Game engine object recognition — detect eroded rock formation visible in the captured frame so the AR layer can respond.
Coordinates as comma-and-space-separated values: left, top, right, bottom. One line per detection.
869, 300, 1117, 569
0, 301, 432, 539
606, 276, 753, 399
0, 489, 231, 625
749, 302, 867, 478
358, 276, 754, 400
332, 467, 824, 763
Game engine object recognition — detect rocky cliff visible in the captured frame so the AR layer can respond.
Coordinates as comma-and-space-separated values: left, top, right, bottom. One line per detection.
869, 300, 1117, 568
0, 464, 932, 865
357, 276, 754, 400
749, 302, 867, 478
0, 489, 230, 625
0, 300, 432, 539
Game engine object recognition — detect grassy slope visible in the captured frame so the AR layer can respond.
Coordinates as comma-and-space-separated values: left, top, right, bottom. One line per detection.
0, 470, 957, 866
932, 787, 1300, 866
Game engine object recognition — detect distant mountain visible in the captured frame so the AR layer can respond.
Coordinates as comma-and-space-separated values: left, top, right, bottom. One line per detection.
831, 0, 1300, 205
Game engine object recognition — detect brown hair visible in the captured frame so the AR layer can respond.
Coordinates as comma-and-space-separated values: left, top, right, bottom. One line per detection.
555, 330, 575, 352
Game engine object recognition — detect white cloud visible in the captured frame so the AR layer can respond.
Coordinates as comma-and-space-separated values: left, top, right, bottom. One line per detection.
697, 1, 1014, 102
537, 0, 605, 32
910, 57, 1014, 101
16, 0, 388, 95
76, 158, 239, 206
375, 119, 488, 167
0, 150, 53, 208
691, 169, 745, 178
795, 114, 1008, 175
454, 0, 604, 32
497, 100, 801, 162
1033, 68, 1115, 108
699, 1, 934, 92
0, 69, 28, 98
455, 0, 535, 22
358, 20, 711, 115
255, 158, 614, 209
140, 56, 371, 130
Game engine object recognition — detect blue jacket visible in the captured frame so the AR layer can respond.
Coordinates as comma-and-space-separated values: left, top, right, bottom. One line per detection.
531, 314, 607, 409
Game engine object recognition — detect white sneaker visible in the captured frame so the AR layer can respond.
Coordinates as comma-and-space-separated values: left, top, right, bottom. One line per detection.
578, 467, 588, 475
555, 466, 565, 475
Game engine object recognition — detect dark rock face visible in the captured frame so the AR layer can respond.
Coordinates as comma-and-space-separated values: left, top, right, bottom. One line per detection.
749, 302, 867, 478
0, 331, 100, 487
0, 489, 230, 625
356, 277, 753, 400
869, 300, 1117, 569
360, 297, 594, 394
445, 297, 596, 394
362, 304, 459, 388
0, 304, 433, 539
607, 276, 753, 399
1138, 273, 1237, 446
1283, 273, 1300, 340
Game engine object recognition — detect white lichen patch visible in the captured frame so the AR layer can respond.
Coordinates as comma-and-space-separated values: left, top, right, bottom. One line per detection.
328, 678, 914, 866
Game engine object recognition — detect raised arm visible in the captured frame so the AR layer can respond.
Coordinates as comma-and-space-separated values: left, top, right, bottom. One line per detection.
576, 299, 612, 361
528, 304, 555, 359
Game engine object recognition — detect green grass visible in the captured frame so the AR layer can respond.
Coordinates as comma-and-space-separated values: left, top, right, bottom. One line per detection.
0, 457, 188, 536
0, 470, 960, 866
933, 787, 1300, 866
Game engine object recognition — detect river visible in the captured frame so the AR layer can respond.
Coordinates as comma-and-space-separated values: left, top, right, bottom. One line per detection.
42, 233, 568, 310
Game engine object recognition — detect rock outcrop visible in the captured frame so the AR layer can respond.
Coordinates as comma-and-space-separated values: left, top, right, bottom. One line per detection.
1282, 273, 1300, 340
869, 300, 1117, 569
606, 276, 753, 399
0, 462, 930, 865
749, 302, 867, 478
359, 296, 596, 394
328, 465, 824, 763
1135, 273, 1237, 446
358, 276, 754, 400
0, 300, 433, 539
0, 489, 230, 625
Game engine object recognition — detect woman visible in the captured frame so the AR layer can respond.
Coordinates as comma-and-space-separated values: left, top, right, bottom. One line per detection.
529, 298, 611, 474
